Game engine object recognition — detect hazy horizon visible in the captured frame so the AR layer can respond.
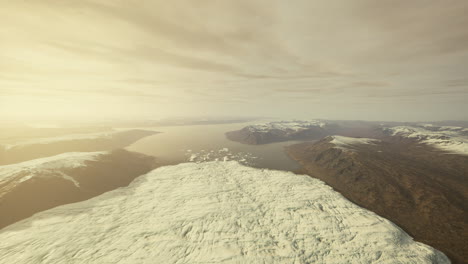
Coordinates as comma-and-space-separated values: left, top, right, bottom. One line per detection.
1, 3, 467, 260
1, 0, 467, 122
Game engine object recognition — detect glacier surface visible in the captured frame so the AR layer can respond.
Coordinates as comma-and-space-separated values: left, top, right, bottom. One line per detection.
0, 162, 449, 263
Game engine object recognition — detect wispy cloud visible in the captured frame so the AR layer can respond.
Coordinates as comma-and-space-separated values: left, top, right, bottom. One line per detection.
1, 0, 467, 121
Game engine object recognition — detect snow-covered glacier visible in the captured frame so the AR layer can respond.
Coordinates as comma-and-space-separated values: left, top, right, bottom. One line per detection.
0, 161, 449, 263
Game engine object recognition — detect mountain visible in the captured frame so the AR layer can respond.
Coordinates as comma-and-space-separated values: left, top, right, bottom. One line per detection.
286, 135, 468, 263
226, 120, 330, 144
0, 161, 448, 263
225, 120, 388, 145
0, 149, 157, 229
385, 124, 468, 155
0, 129, 158, 165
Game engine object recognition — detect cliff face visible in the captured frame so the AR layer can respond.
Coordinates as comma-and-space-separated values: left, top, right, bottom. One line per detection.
286, 136, 468, 264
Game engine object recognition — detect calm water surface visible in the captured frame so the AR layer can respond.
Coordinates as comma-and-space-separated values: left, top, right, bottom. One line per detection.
126, 122, 315, 171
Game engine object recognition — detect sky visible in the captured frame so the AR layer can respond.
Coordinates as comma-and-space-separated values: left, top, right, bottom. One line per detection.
1, 0, 468, 122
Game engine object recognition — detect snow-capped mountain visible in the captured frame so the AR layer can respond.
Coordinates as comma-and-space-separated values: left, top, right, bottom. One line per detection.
0, 161, 449, 263
226, 120, 330, 145
387, 125, 468, 155
1, 131, 121, 151
247, 120, 327, 132
286, 136, 468, 263
329, 135, 379, 151
0, 151, 106, 193
225, 119, 392, 145
0, 150, 156, 229
0, 129, 158, 165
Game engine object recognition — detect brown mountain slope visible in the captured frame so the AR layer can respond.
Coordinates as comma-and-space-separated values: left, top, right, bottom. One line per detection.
0, 149, 159, 229
286, 137, 468, 264
226, 120, 387, 145
0, 129, 158, 165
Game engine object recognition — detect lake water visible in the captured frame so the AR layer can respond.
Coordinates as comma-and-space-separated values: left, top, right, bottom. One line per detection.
126, 122, 314, 172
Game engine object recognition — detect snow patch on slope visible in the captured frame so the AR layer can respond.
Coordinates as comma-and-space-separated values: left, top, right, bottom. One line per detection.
330, 136, 379, 151
0, 151, 107, 188
388, 125, 468, 155
0, 162, 449, 263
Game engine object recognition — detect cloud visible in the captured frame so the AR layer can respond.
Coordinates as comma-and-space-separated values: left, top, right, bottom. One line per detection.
351, 81, 390, 88
444, 78, 468, 88
1, 0, 467, 121
351, 0, 468, 60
